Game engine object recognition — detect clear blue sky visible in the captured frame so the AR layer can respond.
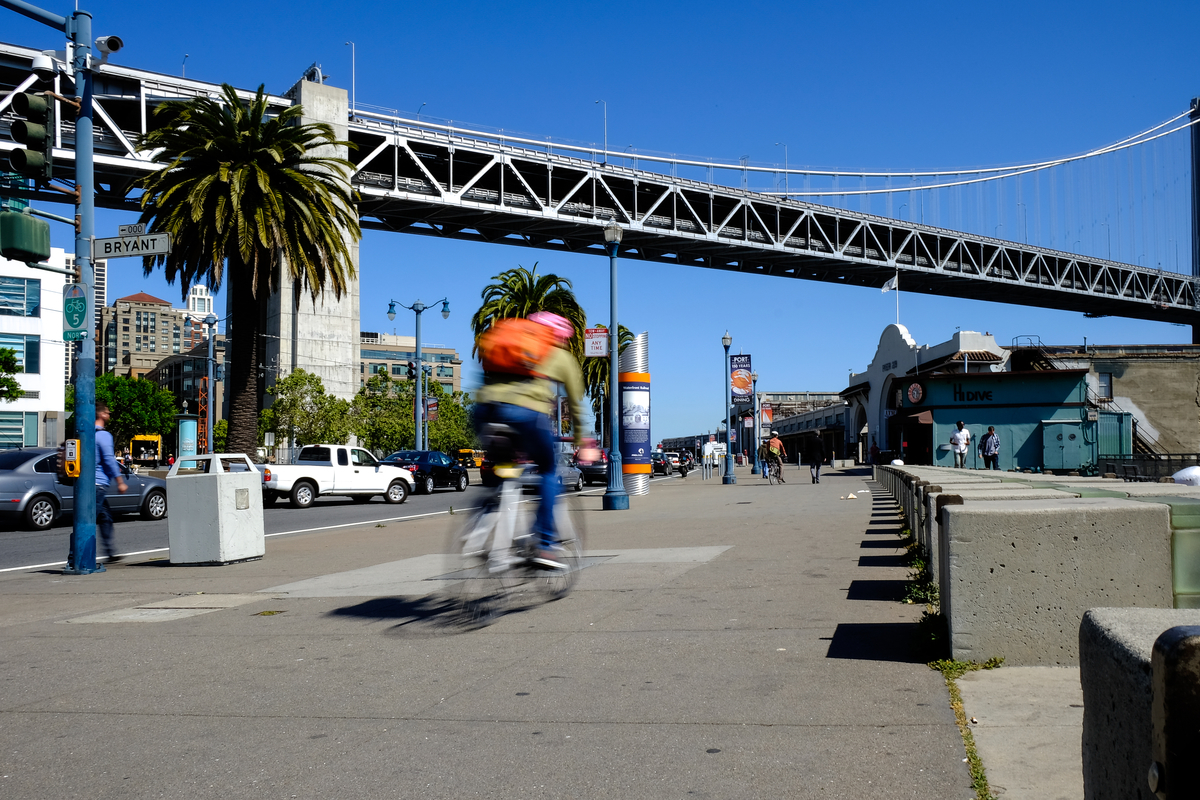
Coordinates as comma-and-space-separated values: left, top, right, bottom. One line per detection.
7, 1, 1200, 439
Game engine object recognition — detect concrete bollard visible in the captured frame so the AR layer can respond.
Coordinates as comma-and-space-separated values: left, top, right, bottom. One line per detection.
1080, 609, 1200, 800
1149, 625, 1200, 800
943, 499, 1172, 665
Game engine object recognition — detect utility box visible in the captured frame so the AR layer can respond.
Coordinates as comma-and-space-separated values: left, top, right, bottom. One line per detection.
1043, 420, 1086, 471
166, 453, 264, 565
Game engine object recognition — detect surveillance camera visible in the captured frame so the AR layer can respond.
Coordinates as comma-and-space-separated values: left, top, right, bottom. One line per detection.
31, 52, 57, 82
95, 35, 123, 55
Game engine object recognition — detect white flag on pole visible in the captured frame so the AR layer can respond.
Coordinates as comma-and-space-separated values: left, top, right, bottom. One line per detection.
881, 275, 898, 293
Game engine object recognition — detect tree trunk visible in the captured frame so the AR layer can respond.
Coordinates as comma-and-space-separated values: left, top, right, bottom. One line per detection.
226, 254, 265, 456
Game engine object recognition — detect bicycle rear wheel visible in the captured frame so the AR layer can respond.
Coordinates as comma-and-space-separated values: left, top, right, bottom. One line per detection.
445, 503, 509, 626
533, 495, 587, 601
768, 464, 778, 485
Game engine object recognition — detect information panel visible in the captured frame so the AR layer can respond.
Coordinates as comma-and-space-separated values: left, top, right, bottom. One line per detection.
619, 374, 651, 470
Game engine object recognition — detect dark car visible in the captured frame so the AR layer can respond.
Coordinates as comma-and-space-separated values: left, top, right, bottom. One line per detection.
651, 452, 672, 476
577, 449, 610, 486
0, 447, 168, 531
382, 450, 469, 494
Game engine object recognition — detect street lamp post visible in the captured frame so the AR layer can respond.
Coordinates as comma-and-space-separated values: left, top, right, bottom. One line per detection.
775, 143, 788, 196
750, 370, 760, 475
722, 331, 736, 484
595, 100, 607, 165
344, 41, 355, 118
205, 313, 217, 453
602, 220, 629, 510
387, 298, 450, 451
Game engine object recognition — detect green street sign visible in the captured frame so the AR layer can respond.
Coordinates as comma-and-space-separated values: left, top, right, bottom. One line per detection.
63, 284, 88, 341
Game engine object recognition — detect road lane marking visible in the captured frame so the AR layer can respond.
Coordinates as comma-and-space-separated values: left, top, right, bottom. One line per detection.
1, 478, 679, 575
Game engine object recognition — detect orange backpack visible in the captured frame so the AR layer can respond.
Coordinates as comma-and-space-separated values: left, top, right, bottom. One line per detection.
478, 318, 556, 377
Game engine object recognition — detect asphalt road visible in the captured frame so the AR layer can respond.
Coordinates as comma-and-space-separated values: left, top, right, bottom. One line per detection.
0, 483, 497, 571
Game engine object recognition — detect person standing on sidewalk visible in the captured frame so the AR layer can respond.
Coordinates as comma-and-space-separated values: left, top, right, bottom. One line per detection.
979, 426, 1000, 470
950, 421, 971, 468
94, 402, 128, 562
807, 436, 827, 484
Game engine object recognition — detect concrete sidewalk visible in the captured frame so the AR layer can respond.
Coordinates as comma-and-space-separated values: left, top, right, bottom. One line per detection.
1, 465, 976, 799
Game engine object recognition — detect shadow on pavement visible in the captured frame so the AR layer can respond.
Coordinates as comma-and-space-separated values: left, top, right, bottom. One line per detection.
328, 595, 470, 636
845, 579, 908, 601
860, 539, 903, 549
857, 554, 906, 568
825, 622, 926, 662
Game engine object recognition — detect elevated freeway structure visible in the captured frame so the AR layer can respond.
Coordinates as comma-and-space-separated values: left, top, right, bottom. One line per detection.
1, 39, 1197, 333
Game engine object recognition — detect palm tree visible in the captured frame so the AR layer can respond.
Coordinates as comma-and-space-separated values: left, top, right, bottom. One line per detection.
582, 325, 634, 449
135, 84, 360, 455
470, 264, 586, 359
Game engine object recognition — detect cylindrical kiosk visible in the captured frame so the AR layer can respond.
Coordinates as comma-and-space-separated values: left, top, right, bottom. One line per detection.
618, 332, 650, 496
176, 414, 199, 459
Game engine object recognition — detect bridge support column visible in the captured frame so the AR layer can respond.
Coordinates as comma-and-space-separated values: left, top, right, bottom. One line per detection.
1191, 97, 1200, 344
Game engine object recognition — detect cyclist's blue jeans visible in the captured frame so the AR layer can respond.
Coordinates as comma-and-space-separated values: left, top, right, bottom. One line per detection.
476, 402, 557, 549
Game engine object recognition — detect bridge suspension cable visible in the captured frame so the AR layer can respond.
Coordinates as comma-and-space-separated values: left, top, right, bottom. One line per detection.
770, 116, 1200, 196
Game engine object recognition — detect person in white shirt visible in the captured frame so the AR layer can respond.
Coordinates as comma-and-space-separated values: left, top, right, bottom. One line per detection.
949, 421, 971, 468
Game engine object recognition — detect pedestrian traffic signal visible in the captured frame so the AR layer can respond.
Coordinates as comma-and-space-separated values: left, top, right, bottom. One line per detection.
406, 361, 416, 379
8, 92, 54, 180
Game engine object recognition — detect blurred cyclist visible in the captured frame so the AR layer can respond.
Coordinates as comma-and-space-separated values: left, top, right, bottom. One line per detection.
767, 430, 787, 483
475, 311, 597, 568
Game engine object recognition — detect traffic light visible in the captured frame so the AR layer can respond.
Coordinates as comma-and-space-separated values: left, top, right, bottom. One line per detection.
8, 92, 54, 180
406, 361, 416, 379
0, 209, 51, 263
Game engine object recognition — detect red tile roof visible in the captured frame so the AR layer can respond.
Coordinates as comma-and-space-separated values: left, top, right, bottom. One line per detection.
115, 292, 172, 306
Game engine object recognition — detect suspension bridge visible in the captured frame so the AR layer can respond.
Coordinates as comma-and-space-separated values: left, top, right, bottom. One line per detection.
1, 39, 1197, 336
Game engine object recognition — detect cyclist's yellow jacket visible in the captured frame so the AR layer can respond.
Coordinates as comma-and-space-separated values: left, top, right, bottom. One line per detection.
478, 347, 588, 446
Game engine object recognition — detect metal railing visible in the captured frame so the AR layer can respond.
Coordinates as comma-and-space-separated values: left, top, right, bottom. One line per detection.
1100, 453, 1200, 482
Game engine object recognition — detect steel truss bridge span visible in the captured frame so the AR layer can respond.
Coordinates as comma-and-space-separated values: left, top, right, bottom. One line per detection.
0, 40, 1195, 327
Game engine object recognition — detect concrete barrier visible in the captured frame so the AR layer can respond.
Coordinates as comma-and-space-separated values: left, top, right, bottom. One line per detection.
1080, 608, 1200, 800
942, 499, 1172, 665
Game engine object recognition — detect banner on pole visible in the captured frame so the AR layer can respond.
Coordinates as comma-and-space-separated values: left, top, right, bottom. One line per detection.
730, 354, 752, 401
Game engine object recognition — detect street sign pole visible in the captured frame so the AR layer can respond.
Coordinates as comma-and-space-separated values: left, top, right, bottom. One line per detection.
2, 1, 105, 573
67, 8, 100, 573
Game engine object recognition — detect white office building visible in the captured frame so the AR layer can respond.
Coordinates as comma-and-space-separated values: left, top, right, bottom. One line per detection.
0, 248, 67, 448
187, 284, 214, 317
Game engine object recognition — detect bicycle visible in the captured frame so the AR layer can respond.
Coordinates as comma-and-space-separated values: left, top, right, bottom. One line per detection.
446, 426, 587, 626
767, 459, 783, 485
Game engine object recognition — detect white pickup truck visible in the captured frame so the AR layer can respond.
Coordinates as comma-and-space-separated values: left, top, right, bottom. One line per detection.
260, 444, 415, 508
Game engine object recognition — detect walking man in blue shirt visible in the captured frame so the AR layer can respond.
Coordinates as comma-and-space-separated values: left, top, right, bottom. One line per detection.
95, 402, 128, 562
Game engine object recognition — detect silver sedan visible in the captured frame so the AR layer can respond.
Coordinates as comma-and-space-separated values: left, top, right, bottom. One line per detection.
0, 447, 168, 531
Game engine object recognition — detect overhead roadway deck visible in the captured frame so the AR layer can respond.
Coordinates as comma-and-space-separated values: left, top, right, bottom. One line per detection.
1, 39, 1196, 327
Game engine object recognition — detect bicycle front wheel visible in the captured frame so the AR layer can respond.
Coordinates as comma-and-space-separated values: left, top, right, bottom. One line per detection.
534, 495, 587, 601
445, 503, 509, 626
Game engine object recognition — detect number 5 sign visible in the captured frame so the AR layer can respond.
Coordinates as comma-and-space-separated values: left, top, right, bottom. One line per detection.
63, 284, 89, 341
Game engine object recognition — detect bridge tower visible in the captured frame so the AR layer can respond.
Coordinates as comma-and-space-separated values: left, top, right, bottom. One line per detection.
238, 77, 361, 412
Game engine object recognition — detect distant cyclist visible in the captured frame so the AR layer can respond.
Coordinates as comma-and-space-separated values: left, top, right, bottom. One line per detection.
767, 430, 787, 483
475, 311, 596, 568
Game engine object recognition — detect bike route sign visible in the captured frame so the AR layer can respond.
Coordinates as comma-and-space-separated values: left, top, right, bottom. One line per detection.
62, 284, 88, 341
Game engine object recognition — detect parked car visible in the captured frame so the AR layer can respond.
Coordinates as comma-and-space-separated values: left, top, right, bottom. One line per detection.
0, 447, 168, 531
651, 452, 673, 476
382, 450, 469, 494
259, 444, 414, 508
577, 448, 610, 486
527, 452, 584, 493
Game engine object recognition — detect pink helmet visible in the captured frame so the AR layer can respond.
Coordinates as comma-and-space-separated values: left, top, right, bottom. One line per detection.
529, 311, 574, 343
